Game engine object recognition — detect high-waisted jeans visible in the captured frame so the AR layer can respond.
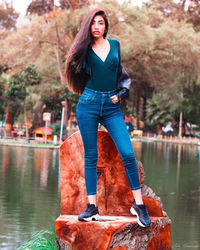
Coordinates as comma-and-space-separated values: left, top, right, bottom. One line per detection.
76, 88, 141, 195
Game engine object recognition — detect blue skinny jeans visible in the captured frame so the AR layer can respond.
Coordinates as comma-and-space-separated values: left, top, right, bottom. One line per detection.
76, 88, 141, 195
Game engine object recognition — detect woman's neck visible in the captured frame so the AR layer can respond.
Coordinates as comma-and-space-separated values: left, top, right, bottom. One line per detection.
92, 37, 106, 47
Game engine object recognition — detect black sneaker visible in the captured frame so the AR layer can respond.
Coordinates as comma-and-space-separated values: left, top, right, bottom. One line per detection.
130, 202, 151, 227
78, 204, 99, 222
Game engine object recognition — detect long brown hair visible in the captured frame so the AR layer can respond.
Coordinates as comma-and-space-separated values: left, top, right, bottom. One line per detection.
65, 9, 109, 94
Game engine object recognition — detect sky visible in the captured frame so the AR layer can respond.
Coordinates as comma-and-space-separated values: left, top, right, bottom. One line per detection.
0, 0, 30, 15
12, 0, 30, 15
2, 0, 148, 16
1, 0, 59, 16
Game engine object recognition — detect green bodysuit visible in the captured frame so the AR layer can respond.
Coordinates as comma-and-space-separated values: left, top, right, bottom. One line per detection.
86, 39, 119, 91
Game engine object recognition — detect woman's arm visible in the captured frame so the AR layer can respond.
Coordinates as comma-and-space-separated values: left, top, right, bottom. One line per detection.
116, 41, 131, 100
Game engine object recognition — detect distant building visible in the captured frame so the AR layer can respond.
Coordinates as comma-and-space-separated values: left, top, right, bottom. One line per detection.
32, 127, 52, 141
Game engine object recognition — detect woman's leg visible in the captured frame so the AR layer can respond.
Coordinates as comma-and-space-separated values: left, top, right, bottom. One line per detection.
88, 195, 97, 206
101, 111, 143, 204
102, 109, 151, 227
76, 106, 99, 197
76, 102, 100, 221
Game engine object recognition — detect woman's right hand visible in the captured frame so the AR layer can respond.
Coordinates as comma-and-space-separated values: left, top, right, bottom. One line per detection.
110, 95, 119, 103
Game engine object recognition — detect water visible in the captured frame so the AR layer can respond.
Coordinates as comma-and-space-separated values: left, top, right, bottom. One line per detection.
134, 141, 200, 250
0, 146, 60, 250
0, 142, 200, 249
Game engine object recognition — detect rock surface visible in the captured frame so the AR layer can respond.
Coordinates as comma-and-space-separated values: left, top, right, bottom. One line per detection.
55, 215, 171, 250
56, 131, 172, 250
59, 131, 165, 217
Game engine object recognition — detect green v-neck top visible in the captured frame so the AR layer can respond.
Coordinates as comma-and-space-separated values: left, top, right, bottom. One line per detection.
85, 38, 119, 91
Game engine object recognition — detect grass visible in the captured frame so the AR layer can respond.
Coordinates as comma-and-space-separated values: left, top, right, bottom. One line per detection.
17, 229, 57, 250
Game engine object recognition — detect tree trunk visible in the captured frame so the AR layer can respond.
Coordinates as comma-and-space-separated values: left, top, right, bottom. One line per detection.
138, 96, 144, 128
24, 99, 29, 139
136, 96, 140, 130
178, 91, 183, 138
54, 45, 65, 85
5, 99, 13, 137
179, 111, 183, 138
63, 99, 69, 137
143, 96, 147, 125
32, 101, 44, 130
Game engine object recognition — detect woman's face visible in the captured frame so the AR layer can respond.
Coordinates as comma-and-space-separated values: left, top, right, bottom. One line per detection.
91, 15, 106, 39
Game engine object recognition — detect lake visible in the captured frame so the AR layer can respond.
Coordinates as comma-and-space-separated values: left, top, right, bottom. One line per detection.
0, 141, 199, 249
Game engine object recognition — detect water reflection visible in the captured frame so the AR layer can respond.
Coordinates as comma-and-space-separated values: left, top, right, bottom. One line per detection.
132, 141, 200, 249
34, 150, 52, 188
176, 144, 181, 193
197, 146, 200, 163
0, 146, 60, 250
0, 142, 200, 249
2, 146, 10, 181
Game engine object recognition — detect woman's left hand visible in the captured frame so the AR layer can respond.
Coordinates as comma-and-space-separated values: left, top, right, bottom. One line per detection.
110, 95, 119, 103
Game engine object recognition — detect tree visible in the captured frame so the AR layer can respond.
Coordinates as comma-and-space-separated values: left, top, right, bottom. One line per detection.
27, 0, 55, 16
186, 0, 200, 31
146, 0, 200, 31
0, 76, 7, 119
0, 1, 18, 29
58, 0, 89, 10
182, 85, 200, 126
1, 0, 200, 134
0, 60, 9, 133
5, 66, 41, 138
146, 0, 185, 20
0, 8, 77, 128
0, 1, 19, 40
0, 60, 9, 74
26, 0, 90, 15
146, 86, 182, 134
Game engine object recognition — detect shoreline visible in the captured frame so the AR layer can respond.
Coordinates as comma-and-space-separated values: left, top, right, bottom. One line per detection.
0, 139, 60, 149
131, 136, 200, 146
0, 136, 199, 148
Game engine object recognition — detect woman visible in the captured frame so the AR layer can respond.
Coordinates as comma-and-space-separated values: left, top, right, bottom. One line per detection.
65, 9, 151, 227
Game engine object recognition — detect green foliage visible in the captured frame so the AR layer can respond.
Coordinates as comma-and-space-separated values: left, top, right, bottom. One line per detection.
18, 229, 57, 250
41, 85, 79, 121
182, 85, 200, 126
124, 108, 137, 118
6, 65, 41, 100
21, 65, 42, 86
49, 122, 66, 136
0, 76, 7, 116
41, 86, 66, 121
146, 94, 175, 126
146, 80, 200, 128
6, 74, 24, 99
0, 62, 9, 74
1, 1, 200, 129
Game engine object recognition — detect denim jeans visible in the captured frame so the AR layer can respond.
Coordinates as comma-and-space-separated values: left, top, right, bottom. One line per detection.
76, 88, 141, 195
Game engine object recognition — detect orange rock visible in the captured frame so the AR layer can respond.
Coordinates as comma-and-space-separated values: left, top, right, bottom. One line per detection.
59, 131, 155, 216
57, 131, 172, 250
55, 215, 171, 250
